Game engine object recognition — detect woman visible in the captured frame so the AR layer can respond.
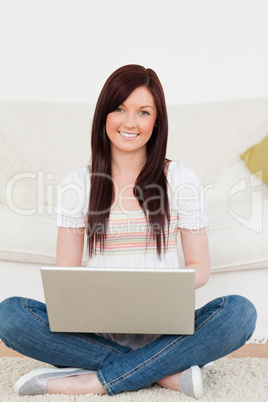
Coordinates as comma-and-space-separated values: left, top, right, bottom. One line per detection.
0, 65, 256, 399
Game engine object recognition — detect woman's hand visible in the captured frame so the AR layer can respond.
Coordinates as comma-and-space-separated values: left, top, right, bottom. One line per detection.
180, 227, 210, 289
56, 227, 85, 267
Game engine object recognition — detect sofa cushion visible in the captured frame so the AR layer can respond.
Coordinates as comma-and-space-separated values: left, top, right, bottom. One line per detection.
0, 205, 57, 264
1, 197, 267, 272
201, 119, 268, 187
206, 197, 268, 272
1, 99, 268, 206
204, 160, 268, 201
0, 102, 94, 207
0, 205, 89, 265
0, 128, 37, 205
240, 135, 268, 185
177, 197, 268, 273
167, 100, 268, 184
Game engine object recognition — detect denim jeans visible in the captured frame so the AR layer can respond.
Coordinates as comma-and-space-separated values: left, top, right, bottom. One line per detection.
0, 295, 256, 395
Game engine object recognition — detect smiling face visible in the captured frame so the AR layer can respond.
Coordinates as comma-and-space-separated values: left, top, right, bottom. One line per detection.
105, 86, 157, 158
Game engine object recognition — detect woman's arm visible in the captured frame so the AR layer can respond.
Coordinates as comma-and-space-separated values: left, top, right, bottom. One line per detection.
180, 227, 210, 289
56, 227, 85, 266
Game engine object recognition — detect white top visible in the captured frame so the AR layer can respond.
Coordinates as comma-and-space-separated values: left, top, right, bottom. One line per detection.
56, 161, 207, 350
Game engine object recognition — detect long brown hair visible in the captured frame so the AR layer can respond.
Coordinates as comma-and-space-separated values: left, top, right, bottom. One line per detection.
87, 64, 170, 257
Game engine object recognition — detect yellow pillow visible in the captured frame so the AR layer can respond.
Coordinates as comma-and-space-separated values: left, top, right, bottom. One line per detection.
240, 135, 268, 184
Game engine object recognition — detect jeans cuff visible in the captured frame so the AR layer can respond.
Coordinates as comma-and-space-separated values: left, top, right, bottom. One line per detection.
97, 369, 114, 396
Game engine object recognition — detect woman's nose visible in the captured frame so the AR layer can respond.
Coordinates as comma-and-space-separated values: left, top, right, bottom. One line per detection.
123, 112, 137, 129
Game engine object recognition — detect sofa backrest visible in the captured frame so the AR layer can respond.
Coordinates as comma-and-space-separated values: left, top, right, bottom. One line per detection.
1, 99, 268, 207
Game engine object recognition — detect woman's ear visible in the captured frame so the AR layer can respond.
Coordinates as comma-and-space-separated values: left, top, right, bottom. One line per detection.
154, 120, 158, 127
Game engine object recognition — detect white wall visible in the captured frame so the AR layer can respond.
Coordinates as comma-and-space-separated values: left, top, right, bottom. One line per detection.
0, 0, 268, 105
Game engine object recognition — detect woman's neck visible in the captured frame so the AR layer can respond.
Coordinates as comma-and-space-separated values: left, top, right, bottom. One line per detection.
111, 148, 147, 179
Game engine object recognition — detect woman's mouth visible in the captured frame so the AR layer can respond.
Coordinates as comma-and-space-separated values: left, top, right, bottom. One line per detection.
119, 131, 139, 140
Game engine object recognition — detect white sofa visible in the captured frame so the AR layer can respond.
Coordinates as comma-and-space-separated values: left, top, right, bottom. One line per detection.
0, 99, 267, 342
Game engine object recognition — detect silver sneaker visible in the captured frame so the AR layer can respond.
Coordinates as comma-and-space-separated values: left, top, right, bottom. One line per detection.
14, 367, 96, 396
179, 365, 203, 399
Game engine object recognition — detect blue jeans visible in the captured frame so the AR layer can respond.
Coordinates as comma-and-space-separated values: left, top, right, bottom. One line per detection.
0, 295, 256, 395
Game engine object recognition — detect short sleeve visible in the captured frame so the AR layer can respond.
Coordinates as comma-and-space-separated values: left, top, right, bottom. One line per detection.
56, 167, 90, 228
168, 161, 207, 230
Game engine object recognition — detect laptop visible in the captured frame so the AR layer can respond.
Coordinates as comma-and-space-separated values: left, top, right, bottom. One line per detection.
40, 267, 196, 335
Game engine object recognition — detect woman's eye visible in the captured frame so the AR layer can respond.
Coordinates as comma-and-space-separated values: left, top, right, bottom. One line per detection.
139, 110, 149, 116
115, 107, 124, 113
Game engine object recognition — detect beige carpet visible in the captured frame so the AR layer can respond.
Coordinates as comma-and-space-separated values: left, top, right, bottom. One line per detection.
0, 357, 267, 401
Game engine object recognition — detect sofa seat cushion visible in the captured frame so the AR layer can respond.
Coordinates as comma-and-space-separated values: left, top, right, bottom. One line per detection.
1, 196, 268, 272
205, 198, 268, 272
0, 205, 89, 264
0, 205, 58, 264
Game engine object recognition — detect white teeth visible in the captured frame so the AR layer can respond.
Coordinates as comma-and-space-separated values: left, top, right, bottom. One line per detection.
119, 131, 138, 138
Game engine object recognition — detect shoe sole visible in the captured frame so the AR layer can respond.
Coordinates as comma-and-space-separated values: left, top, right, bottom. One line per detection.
191, 366, 203, 399
13, 367, 89, 394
